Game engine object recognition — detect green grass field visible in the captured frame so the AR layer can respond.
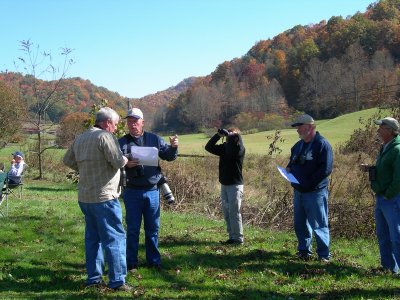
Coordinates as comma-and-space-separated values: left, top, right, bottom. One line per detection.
0, 108, 399, 298
174, 108, 387, 156
0, 180, 399, 299
0, 107, 386, 163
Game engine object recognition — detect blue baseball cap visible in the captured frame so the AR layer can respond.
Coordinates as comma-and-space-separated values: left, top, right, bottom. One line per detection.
12, 151, 24, 158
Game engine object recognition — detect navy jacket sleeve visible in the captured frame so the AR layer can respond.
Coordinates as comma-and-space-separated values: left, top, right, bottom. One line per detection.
158, 136, 178, 161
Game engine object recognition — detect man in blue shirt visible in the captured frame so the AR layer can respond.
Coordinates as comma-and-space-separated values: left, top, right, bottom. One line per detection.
118, 108, 178, 272
286, 114, 333, 262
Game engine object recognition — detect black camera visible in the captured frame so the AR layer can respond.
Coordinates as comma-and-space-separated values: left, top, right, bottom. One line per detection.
368, 166, 377, 181
130, 165, 144, 178
292, 154, 306, 165
124, 153, 144, 178
218, 128, 229, 136
158, 176, 175, 204
120, 168, 126, 187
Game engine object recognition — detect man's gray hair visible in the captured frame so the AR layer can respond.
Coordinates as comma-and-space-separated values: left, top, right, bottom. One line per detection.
95, 107, 120, 124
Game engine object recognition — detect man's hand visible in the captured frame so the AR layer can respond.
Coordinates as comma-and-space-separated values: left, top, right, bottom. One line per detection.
122, 155, 128, 166
169, 134, 179, 148
125, 158, 140, 168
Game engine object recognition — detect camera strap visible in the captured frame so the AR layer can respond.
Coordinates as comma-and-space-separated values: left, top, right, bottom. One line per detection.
124, 133, 147, 150
294, 138, 314, 162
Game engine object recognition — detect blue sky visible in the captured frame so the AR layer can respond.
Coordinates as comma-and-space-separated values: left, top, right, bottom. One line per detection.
0, 0, 373, 98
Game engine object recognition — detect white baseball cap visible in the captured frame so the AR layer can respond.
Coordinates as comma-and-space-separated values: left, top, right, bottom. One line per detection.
125, 108, 143, 119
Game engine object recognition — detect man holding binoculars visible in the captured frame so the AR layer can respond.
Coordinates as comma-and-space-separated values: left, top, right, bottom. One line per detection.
205, 127, 245, 245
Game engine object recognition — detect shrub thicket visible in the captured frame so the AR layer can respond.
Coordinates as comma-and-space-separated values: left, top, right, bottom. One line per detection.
161, 152, 376, 239
162, 103, 400, 239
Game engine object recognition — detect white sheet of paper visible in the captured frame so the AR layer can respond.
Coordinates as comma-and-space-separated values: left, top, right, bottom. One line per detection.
130, 146, 159, 166
277, 165, 299, 184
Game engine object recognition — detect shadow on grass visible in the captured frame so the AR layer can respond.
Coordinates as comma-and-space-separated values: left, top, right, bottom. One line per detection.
1, 238, 398, 299
0, 260, 137, 299
132, 253, 400, 300
0, 261, 82, 293
150, 236, 398, 299
26, 186, 75, 192
1, 219, 397, 298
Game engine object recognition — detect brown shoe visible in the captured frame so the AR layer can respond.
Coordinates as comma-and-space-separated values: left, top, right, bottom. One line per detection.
85, 280, 106, 289
112, 284, 133, 292
128, 265, 138, 273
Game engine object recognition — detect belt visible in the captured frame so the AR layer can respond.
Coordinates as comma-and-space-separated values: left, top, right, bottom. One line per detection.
125, 183, 157, 190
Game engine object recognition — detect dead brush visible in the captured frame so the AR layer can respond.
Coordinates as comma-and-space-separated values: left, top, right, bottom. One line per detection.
160, 156, 220, 215
159, 144, 379, 238
329, 152, 376, 238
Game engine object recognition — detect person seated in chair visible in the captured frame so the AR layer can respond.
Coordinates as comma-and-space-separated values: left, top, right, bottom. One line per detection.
8, 151, 25, 184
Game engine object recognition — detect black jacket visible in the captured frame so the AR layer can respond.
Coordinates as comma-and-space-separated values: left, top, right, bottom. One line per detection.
205, 134, 245, 185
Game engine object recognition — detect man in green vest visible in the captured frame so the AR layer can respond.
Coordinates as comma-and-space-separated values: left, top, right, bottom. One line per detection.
361, 117, 400, 275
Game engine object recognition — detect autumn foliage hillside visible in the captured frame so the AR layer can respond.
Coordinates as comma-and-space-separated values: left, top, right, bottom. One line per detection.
156, 0, 400, 133
1, 0, 399, 135
0, 72, 195, 127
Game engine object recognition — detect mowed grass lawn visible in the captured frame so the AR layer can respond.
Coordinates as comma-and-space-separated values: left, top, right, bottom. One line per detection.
0, 107, 385, 162
1, 180, 400, 299
175, 108, 386, 156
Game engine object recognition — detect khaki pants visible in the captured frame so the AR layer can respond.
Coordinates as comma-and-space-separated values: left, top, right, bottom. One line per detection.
220, 184, 244, 242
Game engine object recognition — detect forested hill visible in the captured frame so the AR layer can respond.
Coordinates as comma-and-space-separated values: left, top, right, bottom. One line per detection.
0, 72, 196, 124
1, 0, 399, 134
154, 0, 400, 133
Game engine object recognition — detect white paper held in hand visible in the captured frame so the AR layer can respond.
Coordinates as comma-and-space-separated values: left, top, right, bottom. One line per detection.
130, 146, 159, 166
276, 165, 299, 184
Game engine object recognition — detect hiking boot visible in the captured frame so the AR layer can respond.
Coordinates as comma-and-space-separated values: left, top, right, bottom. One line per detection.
112, 284, 133, 292
296, 252, 312, 261
219, 239, 243, 245
85, 280, 106, 289
319, 257, 331, 263
128, 264, 138, 273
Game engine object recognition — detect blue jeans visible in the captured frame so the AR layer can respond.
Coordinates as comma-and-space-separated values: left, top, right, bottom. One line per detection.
375, 194, 400, 273
78, 199, 127, 288
293, 188, 330, 258
123, 188, 160, 267
221, 184, 243, 242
